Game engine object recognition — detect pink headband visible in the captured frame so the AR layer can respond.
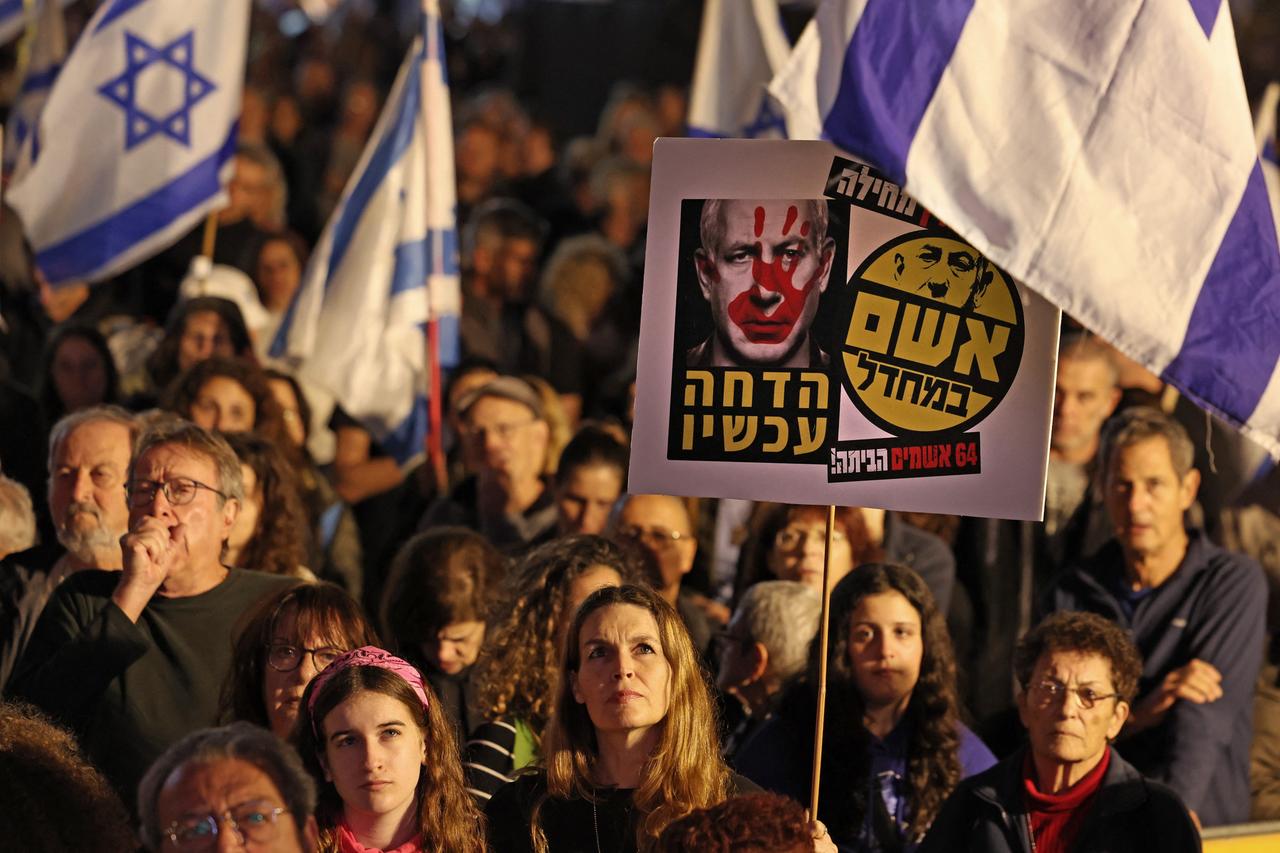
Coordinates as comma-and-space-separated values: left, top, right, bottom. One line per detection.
307, 646, 431, 728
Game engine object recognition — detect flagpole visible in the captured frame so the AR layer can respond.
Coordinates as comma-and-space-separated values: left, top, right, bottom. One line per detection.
809, 503, 837, 820
200, 210, 218, 260
426, 318, 447, 494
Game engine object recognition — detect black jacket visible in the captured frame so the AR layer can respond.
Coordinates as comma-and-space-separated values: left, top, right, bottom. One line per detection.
917, 747, 1200, 853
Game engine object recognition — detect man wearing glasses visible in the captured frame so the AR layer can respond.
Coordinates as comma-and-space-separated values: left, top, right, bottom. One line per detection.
13, 422, 295, 810
919, 612, 1199, 852
613, 493, 713, 656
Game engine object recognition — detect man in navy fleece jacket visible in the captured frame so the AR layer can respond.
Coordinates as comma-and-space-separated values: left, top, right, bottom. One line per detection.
1045, 406, 1266, 827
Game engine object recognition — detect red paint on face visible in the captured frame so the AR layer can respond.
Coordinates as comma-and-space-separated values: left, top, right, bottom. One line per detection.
727, 205, 823, 344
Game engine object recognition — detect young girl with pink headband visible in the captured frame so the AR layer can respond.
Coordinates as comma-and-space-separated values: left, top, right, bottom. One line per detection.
295, 646, 485, 853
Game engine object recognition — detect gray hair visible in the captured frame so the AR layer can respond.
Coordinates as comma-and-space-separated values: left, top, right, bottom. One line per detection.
46, 405, 139, 475
732, 580, 821, 686
235, 142, 288, 230
699, 198, 830, 258
0, 475, 36, 555
136, 722, 315, 851
1058, 331, 1119, 387
1099, 406, 1196, 482
131, 422, 245, 504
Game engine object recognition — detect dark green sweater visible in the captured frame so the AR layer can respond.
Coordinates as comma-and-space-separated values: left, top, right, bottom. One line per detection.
11, 568, 297, 809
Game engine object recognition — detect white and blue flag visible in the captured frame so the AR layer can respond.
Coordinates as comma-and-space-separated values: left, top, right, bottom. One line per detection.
771, 0, 1280, 457
6, 0, 249, 287
5, 0, 68, 180
270, 0, 459, 468
687, 0, 790, 139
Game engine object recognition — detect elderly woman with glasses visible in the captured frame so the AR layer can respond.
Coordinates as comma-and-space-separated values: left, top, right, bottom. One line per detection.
222, 583, 380, 739
918, 612, 1200, 853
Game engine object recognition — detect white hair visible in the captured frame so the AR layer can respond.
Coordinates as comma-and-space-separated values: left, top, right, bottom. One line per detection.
733, 580, 821, 686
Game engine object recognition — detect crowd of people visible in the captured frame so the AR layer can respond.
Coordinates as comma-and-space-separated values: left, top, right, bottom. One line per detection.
1, 2, 1279, 851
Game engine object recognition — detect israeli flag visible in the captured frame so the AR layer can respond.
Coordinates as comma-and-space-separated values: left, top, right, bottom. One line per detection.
771, 0, 1280, 457
270, 0, 459, 469
1256, 83, 1280, 248
6, 0, 249, 287
5, 0, 68, 180
687, 0, 791, 138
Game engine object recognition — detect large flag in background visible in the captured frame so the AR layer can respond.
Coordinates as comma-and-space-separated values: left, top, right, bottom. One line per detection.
7, 0, 249, 286
1255, 82, 1280, 250
270, 0, 459, 468
687, 0, 790, 138
771, 0, 1280, 457
5, 0, 68, 180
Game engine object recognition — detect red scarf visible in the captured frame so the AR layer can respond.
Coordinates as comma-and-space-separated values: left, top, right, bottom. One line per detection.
336, 821, 424, 853
1022, 748, 1110, 853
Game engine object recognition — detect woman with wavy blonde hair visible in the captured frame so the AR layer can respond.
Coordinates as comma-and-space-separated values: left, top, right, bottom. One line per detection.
464, 536, 640, 801
485, 584, 763, 853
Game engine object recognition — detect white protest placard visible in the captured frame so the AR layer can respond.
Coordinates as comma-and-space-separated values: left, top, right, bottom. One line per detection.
629, 139, 1059, 520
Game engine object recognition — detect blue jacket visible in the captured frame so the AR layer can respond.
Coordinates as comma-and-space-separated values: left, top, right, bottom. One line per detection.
1046, 530, 1266, 826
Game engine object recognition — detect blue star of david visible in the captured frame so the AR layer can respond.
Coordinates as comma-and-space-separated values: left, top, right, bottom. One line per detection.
97, 30, 217, 150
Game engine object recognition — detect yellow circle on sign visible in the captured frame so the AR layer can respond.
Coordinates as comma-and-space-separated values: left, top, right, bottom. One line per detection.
841, 234, 1023, 436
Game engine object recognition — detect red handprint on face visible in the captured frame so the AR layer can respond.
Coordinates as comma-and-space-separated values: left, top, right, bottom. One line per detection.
727, 205, 824, 344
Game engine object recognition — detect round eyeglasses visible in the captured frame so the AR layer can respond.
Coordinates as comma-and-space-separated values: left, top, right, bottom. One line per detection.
164, 803, 290, 849
1029, 679, 1118, 710
265, 643, 346, 673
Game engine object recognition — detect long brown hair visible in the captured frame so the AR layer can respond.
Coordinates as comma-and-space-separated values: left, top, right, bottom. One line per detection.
537, 584, 730, 853
295, 665, 485, 853
812, 563, 961, 841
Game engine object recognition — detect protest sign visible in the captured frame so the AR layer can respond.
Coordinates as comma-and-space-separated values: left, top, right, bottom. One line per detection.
630, 139, 1060, 520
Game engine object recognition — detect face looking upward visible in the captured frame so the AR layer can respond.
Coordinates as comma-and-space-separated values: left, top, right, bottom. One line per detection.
695, 199, 835, 367
322, 691, 426, 827
571, 603, 672, 741
846, 591, 924, 715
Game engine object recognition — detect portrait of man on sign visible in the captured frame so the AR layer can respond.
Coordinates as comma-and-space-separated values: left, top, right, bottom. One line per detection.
686, 198, 837, 369
892, 236, 994, 312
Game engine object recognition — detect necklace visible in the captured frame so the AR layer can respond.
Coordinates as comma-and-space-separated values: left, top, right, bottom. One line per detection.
592, 791, 602, 853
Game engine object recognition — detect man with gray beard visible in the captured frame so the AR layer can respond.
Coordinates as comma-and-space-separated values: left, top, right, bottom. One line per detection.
0, 407, 137, 692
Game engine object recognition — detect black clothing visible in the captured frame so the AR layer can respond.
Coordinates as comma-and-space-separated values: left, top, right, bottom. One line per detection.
917, 747, 1200, 853
422, 662, 486, 749
419, 475, 557, 553
11, 568, 296, 808
485, 770, 759, 853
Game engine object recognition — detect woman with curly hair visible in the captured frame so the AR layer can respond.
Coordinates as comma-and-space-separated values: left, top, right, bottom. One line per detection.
163, 355, 289, 447
485, 584, 790, 853
464, 535, 640, 801
224, 431, 314, 578
734, 564, 995, 851
221, 582, 379, 738
295, 646, 486, 853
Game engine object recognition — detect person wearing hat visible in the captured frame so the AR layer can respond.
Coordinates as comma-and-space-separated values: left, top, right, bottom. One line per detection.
418, 376, 557, 550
